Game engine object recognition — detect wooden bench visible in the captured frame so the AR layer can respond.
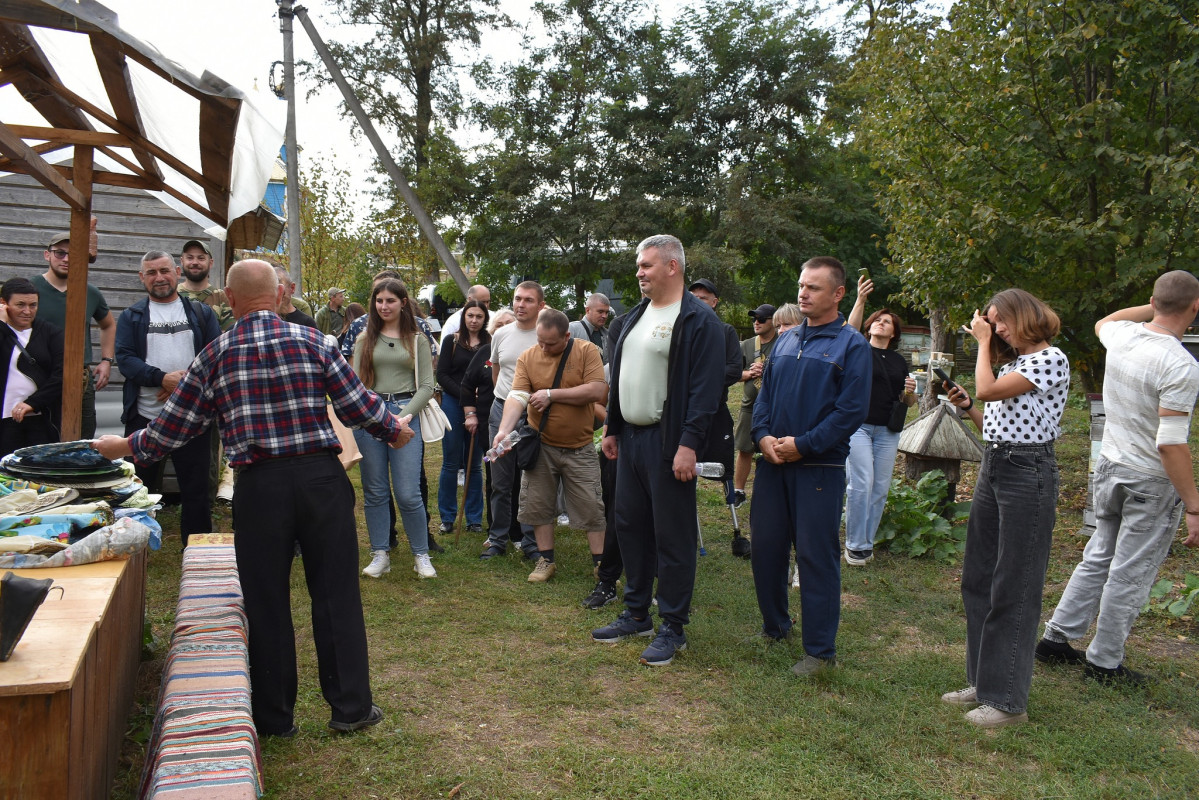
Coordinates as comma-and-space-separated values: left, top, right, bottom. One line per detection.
0, 549, 147, 799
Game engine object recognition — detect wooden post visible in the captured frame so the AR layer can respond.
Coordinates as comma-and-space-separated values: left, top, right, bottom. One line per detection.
59, 145, 93, 442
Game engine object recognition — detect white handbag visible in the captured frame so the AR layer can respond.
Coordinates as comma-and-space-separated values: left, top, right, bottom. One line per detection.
414, 335, 451, 442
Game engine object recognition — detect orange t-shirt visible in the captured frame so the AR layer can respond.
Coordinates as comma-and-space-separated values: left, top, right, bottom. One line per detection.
511, 339, 606, 448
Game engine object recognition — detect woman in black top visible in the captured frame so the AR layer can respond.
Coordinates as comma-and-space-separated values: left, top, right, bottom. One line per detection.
435, 299, 490, 532
0, 277, 64, 456
844, 275, 916, 564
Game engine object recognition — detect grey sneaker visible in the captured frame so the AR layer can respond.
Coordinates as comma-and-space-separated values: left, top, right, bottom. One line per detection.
940, 686, 978, 707
791, 654, 836, 676
640, 623, 687, 666
964, 705, 1027, 728
592, 610, 654, 643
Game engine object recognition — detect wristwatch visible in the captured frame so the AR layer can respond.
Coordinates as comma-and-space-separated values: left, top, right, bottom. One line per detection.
101, 356, 115, 365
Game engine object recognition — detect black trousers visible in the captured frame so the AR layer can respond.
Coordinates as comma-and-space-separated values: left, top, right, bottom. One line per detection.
233, 451, 374, 734
0, 415, 56, 457
614, 423, 699, 629
126, 413, 211, 545
596, 447, 624, 584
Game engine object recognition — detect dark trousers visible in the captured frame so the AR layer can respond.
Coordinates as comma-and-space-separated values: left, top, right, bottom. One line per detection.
614, 424, 698, 629
126, 413, 212, 545
486, 398, 535, 552
233, 451, 373, 734
750, 461, 845, 659
597, 447, 624, 584
0, 415, 57, 457
962, 442, 1057, 714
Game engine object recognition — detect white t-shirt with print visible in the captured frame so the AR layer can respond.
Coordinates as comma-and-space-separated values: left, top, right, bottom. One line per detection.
982, 346, 1070, 444
138, 298, 197, 419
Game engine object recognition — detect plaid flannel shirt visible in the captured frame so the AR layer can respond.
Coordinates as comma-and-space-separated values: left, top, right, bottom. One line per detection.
129, 310, 402, 467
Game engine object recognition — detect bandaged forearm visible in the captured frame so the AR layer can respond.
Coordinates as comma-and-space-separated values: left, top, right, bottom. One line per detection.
1156, 414, 1191, 446
508, 390, 530, 409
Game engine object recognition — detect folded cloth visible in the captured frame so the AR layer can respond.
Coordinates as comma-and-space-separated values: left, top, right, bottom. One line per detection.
0, 522, 71, 540
0, 487, 80, 516
0, 535, 69, 554
0, 516, 153, 568
0, 511, 113, 534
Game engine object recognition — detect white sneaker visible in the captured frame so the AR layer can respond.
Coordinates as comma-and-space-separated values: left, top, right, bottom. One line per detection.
940, 686, 978, 707
457, 469, 465, 487
414, 553, 437, 578
556, 514, 570, 527
363, 550, 390, 578
965, 704, 1027, 728
791, 563, 801, 589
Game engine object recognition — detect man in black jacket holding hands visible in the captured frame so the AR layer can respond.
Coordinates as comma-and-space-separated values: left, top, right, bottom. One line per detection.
592, 235, 725, 666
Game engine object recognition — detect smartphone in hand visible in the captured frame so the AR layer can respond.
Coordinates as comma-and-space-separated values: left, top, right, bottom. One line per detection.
933, 367, 956, 390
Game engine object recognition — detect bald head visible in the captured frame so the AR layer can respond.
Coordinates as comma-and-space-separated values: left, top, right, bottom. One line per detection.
1153, 270, 1199, 317
226, 259, 282, 318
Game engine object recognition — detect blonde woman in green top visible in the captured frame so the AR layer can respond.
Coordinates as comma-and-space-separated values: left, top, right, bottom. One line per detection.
353, 278, 437, 579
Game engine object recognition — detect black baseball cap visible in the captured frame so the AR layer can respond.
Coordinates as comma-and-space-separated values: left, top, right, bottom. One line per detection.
688, 278, 718, 296
750, 304, 777, 322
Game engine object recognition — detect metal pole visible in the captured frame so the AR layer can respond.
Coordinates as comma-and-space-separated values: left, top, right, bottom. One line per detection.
293, 4, 471, 294
279, 0, 303, 289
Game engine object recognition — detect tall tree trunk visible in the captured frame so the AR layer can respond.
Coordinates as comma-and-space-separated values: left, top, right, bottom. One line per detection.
921, 304, 951, 412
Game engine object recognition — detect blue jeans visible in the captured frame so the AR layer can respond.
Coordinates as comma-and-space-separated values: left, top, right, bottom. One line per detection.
962, 442, 1058, 714
844, 424, 902, 552
1044, 456, 1182, 669
354, 407, 428, 555
750, 461, 845, 658
436, 392, 484, 525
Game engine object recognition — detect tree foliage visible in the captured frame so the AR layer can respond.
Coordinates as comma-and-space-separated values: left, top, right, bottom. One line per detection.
296, 160, 367, 307
856, 0, 1199, 387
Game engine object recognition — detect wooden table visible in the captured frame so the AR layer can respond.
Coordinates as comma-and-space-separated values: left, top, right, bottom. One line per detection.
0, 549, 148, 799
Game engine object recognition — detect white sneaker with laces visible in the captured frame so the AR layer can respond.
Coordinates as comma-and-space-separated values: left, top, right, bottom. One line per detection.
414, 553, 437, 578
791, 563, 801, 589
363, 550, 390, 578
940, 686, 978, 707
965, 704, 1027, 728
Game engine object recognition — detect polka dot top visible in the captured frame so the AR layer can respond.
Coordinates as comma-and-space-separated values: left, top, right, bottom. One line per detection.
982, 347, 1070, 443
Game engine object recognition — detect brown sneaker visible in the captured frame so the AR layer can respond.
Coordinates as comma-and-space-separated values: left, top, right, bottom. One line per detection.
528, 557, 556, 583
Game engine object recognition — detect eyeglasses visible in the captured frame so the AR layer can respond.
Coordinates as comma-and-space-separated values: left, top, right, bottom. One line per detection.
47, 249, 69, 258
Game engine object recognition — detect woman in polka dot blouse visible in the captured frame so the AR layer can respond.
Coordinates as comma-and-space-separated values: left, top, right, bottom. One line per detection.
939, 288, 1070, 729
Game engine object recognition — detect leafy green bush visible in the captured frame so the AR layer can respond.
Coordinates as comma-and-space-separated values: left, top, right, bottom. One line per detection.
875, 470, 970, 562
1145, 574, 1199, 618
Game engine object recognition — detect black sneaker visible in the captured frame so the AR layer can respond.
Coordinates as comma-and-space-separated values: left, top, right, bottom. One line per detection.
1035, 637, 1085, 665
844, 548, 873, 566
732, 489, 747, 508
479, 544, 505, 560
327, 704, 384, 733
465, 523, 484, 533
1084, 661, 1150, 687
640, 623, 687, 666
731, 535, 751, 559
582, 581, 618, 610
438, 522, 454, 534
592, 610, 654, 643
522, 548, 541, 562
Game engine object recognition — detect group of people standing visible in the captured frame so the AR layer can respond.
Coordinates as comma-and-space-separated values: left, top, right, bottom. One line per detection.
6, 223, 1187, 739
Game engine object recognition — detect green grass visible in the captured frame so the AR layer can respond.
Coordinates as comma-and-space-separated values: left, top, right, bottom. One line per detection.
113, 385, 1199, 799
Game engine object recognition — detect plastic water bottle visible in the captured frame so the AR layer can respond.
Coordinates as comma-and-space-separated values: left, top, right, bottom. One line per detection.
484, 430, 521, 462
695, 462, 725, 478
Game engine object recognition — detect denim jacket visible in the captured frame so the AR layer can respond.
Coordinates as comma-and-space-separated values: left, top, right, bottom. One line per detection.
116, 297, 220, 424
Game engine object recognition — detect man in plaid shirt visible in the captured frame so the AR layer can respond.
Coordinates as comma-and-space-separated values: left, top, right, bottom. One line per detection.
95, 259, 413, 737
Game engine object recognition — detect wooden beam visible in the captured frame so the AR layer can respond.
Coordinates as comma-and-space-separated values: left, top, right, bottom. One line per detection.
0, 119, 85, 209
90, 34, 163, 182
4, 124, 130, 148
0, 23, 94, 131
0, 2, 105, 35
23, 71, 227, 217
197, 97, 238, 225
95, 146, 222, 224
0, 139, 68, 169
59, 144, 94, 442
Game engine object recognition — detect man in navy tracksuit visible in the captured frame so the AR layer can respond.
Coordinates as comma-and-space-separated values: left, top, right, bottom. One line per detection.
751, 256, 870, 676
592, 234, 726, 666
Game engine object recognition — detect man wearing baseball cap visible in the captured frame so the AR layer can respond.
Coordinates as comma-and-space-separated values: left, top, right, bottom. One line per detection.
316, 287, 349, 338
177, 239, 233, 331
33, 229, 115, 438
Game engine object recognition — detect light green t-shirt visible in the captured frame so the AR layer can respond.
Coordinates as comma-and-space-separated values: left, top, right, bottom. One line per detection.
354, 332, 434, 416
618, 300, 679, 425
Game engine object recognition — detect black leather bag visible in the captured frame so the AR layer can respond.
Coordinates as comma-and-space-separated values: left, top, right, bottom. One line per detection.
513, 339, 573, 471
887, 399, 909, 433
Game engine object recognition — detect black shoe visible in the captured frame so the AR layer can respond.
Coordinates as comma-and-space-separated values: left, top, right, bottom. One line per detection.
427, 533, 445, 553
522, 548, 541, 562
582, 581, 618, 610
844, 548, 873, 566
438, 521, 454, 534
466, 523, 484, 533
1084, 661, 1150, 687
732, 489, 747, 508
260, 724, 298, 739
1035, 637, 1085, 665
731, 535, 751, 559
328, 704, 384, 733
479, 544, 505, 560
